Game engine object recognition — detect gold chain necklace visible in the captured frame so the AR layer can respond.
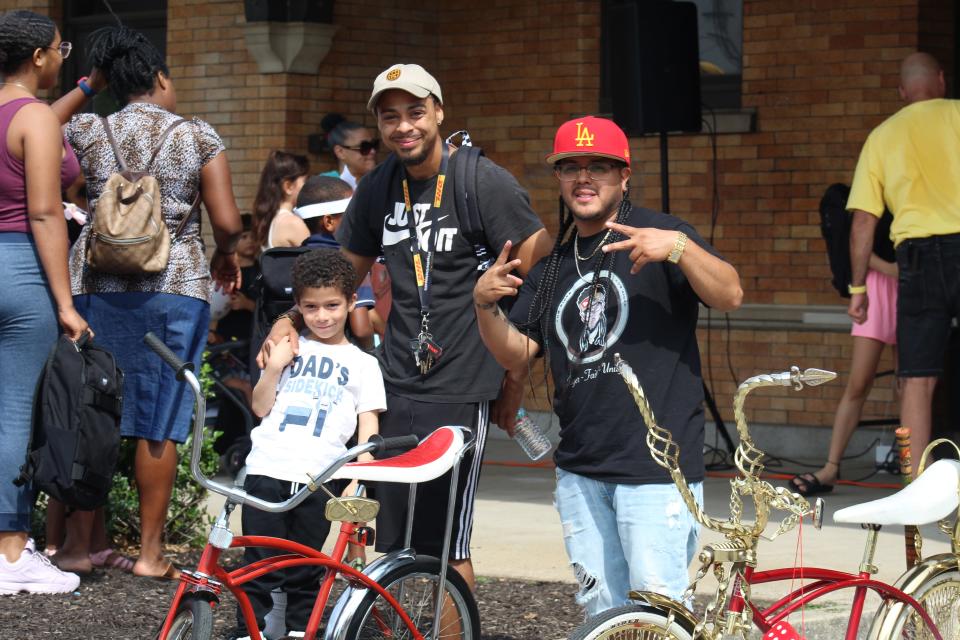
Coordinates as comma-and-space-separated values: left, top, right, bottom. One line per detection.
574, 229, 611, 281
0, 81, 31, 93
574, 229, 611, 261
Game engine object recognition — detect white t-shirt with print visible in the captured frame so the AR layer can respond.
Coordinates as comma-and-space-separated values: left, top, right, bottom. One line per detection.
245, 337, 386, 483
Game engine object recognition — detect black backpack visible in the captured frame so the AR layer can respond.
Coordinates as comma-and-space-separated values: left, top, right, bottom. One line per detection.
819, 183, 854, 298
15, 333, 124, 510
819, 183, 896, 298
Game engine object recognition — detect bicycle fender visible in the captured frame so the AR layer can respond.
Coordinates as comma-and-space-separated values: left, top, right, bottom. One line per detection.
866, 552, 959, 640
626, 590, 701, 635
323, 548, 420, 640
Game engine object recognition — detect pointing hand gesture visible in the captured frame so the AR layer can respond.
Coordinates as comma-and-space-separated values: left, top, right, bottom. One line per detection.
474, 241, 523, 307
602, 221, 682, 274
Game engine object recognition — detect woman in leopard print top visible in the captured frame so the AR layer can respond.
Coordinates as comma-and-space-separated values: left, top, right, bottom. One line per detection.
51, 25, 242, 581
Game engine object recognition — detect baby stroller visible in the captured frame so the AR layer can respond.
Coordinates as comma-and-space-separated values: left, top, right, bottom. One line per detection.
205, 339, 256, 476
248, 246, 312, 380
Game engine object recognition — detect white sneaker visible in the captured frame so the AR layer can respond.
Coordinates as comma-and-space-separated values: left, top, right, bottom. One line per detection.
286, 633, 305, 639
0, 546, 81, 595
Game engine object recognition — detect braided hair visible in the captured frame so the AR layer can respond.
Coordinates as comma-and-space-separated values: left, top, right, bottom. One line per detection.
0, 10, 56, 76
87, 26, 169, 106
519, 177, 633, 397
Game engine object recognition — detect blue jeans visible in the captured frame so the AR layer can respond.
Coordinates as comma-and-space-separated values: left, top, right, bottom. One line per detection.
555, 468, 702, 617
0, 234, 58, 532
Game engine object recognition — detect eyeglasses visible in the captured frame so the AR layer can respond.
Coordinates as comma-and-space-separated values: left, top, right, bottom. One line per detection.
340, 139, 380, 155
555, 161, 621, 182
44, 41, 72, 59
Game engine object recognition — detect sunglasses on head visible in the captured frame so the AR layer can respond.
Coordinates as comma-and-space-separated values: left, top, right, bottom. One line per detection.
341, 139, 380, 155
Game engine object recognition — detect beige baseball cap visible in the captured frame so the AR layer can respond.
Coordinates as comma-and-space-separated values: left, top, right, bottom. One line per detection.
367, 63, 443, 111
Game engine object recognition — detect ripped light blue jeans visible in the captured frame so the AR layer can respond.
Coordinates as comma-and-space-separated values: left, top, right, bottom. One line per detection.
555, 468, 702, 618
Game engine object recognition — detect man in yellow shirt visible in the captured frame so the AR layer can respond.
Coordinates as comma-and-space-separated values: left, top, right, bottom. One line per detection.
847, 52, 960, 468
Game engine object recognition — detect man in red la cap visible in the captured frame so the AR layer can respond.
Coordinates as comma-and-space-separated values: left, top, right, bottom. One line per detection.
473, 116, 742, 616
263, 63, 552, 591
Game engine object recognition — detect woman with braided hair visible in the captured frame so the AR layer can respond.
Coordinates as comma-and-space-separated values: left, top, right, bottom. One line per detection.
51, 24, 243, 581
473, 116, 742, 618
0, 9, 89, 595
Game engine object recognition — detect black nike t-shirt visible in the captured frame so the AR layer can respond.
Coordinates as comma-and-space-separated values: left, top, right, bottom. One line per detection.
337, 151, 543, 402
510, 206, 722, 484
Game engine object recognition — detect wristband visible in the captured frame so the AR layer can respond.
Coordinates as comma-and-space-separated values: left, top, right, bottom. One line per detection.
271, 311, 296, 326
667, 231, 688, 264
77, 76, 97, 98
848, 284, 867, 295
475, 300, 497, 311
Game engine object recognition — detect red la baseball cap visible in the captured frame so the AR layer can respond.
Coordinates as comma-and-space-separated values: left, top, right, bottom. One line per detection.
546, 116, 631, 165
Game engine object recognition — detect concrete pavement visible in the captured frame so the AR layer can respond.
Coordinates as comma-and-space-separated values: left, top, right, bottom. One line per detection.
471, 439, 952, 637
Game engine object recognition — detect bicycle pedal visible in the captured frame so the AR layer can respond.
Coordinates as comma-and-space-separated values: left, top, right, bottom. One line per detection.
763, 621, 804, 640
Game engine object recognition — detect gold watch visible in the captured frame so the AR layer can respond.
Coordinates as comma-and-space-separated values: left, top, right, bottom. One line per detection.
667, 231, 688, 264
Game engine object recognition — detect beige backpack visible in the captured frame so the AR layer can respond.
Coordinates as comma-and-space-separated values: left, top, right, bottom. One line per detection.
86, 116, 197, 275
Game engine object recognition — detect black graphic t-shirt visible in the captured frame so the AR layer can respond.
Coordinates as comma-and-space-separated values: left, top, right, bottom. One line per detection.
337, 151, 543, 402
510, 206, 722, 484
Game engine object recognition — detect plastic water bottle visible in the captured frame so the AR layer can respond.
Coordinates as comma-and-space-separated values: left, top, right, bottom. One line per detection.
514, 408, 551, 461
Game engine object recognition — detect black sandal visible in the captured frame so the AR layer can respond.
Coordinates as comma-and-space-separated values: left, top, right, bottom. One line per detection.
789, 472, 834, 497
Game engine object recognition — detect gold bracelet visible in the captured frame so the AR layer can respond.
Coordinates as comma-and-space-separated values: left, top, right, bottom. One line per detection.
848, 284, 867, 295
667, 231, 688, 264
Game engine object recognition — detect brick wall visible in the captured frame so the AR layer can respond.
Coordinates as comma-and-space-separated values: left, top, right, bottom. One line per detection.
654, 0, 925, 427
432, 0, 920, 429
5, 0, 953, 435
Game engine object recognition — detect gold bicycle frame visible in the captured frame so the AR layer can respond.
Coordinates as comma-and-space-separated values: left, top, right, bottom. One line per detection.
614, 355, 835, 637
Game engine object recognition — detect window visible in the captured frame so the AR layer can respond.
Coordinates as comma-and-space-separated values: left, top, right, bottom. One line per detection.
61, 1, 167, 115
691, 0, 743, 110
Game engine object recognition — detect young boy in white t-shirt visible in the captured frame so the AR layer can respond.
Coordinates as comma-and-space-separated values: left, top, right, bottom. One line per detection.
233, 248, 386, 639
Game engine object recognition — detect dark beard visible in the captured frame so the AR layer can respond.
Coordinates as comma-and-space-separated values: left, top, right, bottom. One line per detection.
400, 146, 430, 167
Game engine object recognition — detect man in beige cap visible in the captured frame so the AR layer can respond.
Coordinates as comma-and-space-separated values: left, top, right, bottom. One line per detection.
266, 63, 551, 589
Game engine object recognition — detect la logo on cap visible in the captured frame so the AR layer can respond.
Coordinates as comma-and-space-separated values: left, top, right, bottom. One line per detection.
574, 121, 595, 148
386, 68, 402, 81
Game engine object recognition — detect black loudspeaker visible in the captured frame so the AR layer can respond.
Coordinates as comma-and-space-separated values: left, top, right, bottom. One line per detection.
604, 0, 702, 135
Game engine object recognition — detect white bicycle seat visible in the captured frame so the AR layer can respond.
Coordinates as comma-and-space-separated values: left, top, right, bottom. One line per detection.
331, 425, 466, 484
833, 459, 960, 526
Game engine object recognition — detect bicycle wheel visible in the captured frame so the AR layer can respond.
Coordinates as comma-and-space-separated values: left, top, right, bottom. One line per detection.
160, 596, 214, 640
892, 569, 960, 639
343, 556, 480, 640
569, 604, 694, 640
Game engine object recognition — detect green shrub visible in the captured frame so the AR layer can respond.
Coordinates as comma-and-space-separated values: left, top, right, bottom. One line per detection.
107, 357, 220, 548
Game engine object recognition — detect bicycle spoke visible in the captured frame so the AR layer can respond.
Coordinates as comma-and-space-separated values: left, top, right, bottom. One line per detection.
902, 574, 960, 639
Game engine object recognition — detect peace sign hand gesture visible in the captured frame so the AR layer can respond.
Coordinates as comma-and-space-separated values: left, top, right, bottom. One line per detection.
602, 222, 680, 274
474, 240, 524, 308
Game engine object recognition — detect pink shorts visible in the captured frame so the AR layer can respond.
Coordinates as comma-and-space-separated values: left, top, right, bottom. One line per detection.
851, 269, 897, 345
